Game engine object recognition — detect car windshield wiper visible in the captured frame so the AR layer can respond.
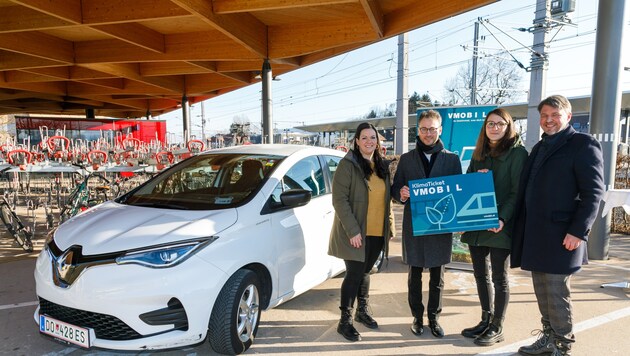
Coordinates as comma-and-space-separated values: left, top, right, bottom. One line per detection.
132, 202, 190, 210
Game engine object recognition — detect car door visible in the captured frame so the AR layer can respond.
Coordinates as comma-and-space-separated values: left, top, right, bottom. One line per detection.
269, 155, 333, 299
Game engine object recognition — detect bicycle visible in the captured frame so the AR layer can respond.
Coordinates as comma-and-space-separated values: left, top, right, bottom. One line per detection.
0, 191, 33, 252
59, 168, 119, 223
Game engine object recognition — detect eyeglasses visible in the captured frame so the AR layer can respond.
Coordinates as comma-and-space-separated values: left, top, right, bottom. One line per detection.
419, 127, 440, 134
486, 121, 508, 129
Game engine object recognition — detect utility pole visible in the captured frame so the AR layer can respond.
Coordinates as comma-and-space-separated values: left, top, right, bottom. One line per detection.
525, 0, 551, 150
261, 59, 274, 144
200, 101, 206, 142
471, 19, 480, 105
395, 33, 409, 155
588, 0, 628, 260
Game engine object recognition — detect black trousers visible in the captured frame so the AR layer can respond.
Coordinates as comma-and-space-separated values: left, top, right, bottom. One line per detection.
340, 236, 384, 308
469, 245, 510, 322
408, 265, 444, 320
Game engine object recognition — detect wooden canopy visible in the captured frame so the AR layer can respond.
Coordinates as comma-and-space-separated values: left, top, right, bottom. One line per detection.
0, 0, 496, 118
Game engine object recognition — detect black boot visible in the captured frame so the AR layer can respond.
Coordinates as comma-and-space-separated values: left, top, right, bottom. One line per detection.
410, 317, 424, 336
518, 324, 554, 355
337, 307, 361, 342
428, 319, 444, 338
461, 310, 492, 338
474, 318, 504, 346
354, 298, 378, 329
550, 340, 572, 356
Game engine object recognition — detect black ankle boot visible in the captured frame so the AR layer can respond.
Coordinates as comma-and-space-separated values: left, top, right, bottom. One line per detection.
337, 307, 361, 341
461, 310, 492, 338
428, 319, 444, 338
474, 319, 504, 346
354, 298, 378, 329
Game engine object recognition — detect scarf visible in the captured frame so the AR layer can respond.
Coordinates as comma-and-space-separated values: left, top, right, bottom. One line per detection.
416, 138, 444, 176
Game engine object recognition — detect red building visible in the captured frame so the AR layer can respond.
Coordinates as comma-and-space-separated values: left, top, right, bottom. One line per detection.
14, 116, 166, 147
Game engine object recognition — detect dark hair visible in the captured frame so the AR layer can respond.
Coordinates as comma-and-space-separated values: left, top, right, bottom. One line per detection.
352, 122, 387, 179
471, 108, 518, 161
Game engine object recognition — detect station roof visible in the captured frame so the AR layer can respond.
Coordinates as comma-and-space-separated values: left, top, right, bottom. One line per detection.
0, 0, 496, 118
297, 91, 630, 132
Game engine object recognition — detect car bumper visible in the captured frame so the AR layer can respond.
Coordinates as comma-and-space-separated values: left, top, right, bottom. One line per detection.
34, 248, 228, 350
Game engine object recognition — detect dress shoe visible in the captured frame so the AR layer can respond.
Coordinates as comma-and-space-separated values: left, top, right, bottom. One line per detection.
410, 317, 424, 336
428, 319, 444, 338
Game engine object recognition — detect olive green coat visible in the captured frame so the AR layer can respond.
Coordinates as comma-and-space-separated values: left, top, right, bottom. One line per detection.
461, 137, 528, 249
328, 151, 392, 262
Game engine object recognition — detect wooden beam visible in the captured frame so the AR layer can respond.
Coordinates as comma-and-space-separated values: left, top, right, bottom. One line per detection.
76, 78, 126, 90
384, 0, 496, 37
0, 5, 73, 33
0, 32, 74, 63
185, 73, 243, 95
187, 62, 252, 83
269, 19, 377, 58
79, 63, 184, 93
359, 0, 384, 38
4, 71, 62, 83
74, 33, 259, 63
171, 0, 268, 58
92, 23, 166, 53
21, 67, 70, 80
141, 62, 209, 76
70, 67, 117, 80
81, 0, 190, 24
12, 0, 82, 24
213, 0, 356, 13
0, 79, 67, 96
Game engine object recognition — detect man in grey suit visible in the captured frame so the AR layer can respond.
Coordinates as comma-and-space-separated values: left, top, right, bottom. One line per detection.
391, 109, 462, 338
511, 95, 605, 356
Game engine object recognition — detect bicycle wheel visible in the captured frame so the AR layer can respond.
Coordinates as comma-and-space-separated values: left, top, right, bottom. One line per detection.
0, 204, 33, 252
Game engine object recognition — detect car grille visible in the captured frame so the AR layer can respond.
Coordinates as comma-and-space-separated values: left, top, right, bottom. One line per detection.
39, 298, 142, 340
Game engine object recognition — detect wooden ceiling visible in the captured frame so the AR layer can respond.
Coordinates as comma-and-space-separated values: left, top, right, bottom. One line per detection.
0, 0, 496, 118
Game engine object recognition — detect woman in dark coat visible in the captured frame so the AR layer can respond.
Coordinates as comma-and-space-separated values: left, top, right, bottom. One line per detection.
460, 108, 528, 346
391, 110, 461, 338
328, 122, 392, 342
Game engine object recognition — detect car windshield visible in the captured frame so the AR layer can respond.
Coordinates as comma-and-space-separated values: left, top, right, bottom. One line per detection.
121, 153, 283, 210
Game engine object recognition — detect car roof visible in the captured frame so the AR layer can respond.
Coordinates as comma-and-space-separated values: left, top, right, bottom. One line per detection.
201, 144, 344, 158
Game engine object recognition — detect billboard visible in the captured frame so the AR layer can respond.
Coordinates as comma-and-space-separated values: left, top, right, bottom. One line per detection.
418, 105, 495, 172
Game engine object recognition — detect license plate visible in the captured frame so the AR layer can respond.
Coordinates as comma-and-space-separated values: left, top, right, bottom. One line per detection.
39, 314, 90, 348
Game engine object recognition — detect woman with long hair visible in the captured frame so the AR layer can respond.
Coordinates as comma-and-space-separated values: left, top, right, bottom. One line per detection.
460, 108, 528, 346
328, 122, 392, 342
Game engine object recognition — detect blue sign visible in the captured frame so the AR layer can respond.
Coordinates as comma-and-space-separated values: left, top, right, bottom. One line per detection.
409, 172, 499, 236
418, 106, 495, 172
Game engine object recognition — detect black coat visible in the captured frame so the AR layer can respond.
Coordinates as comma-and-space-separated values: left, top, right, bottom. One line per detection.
511, 126, 605, 274
391, 148, 462, 268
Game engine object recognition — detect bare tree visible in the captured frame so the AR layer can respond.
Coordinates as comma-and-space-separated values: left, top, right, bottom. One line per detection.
444, 58, 525, 106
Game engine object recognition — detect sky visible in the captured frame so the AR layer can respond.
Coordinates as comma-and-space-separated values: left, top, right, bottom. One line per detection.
158, 0, 629, 142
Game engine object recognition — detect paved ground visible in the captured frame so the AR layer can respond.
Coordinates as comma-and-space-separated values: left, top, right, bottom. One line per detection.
1, 206, 629, 355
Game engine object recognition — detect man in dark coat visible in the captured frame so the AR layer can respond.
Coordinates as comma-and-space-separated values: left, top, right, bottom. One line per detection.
511, 95, 604, 356
391, 110, 462, 338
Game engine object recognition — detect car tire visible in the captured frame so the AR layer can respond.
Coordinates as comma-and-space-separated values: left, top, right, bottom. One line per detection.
208, 269, 261, 355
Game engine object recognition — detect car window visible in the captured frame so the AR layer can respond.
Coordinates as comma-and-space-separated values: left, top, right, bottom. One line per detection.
323, 155, 342, 183
269, 156, 326, 205
122, 153, 283, 210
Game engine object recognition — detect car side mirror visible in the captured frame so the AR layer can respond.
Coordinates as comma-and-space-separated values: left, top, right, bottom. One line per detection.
280, 189, 311, 208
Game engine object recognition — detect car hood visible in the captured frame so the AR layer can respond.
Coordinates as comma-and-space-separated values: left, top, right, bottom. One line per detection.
54, 201, 238, 255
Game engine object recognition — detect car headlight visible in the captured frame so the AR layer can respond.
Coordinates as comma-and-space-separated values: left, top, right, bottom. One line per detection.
116, 236, 217, 268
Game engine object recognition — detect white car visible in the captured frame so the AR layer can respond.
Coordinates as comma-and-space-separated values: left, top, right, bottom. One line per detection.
34, 144, 346, 354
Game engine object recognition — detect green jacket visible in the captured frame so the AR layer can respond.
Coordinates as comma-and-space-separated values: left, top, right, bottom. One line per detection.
328, 151, 391, 262
461, 137, 528, 249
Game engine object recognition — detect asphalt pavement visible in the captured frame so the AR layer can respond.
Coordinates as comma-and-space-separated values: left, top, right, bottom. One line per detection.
1, 206, 629, 355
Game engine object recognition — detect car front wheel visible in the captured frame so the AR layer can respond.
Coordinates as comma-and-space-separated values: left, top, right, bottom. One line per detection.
208, 269, 261, 355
